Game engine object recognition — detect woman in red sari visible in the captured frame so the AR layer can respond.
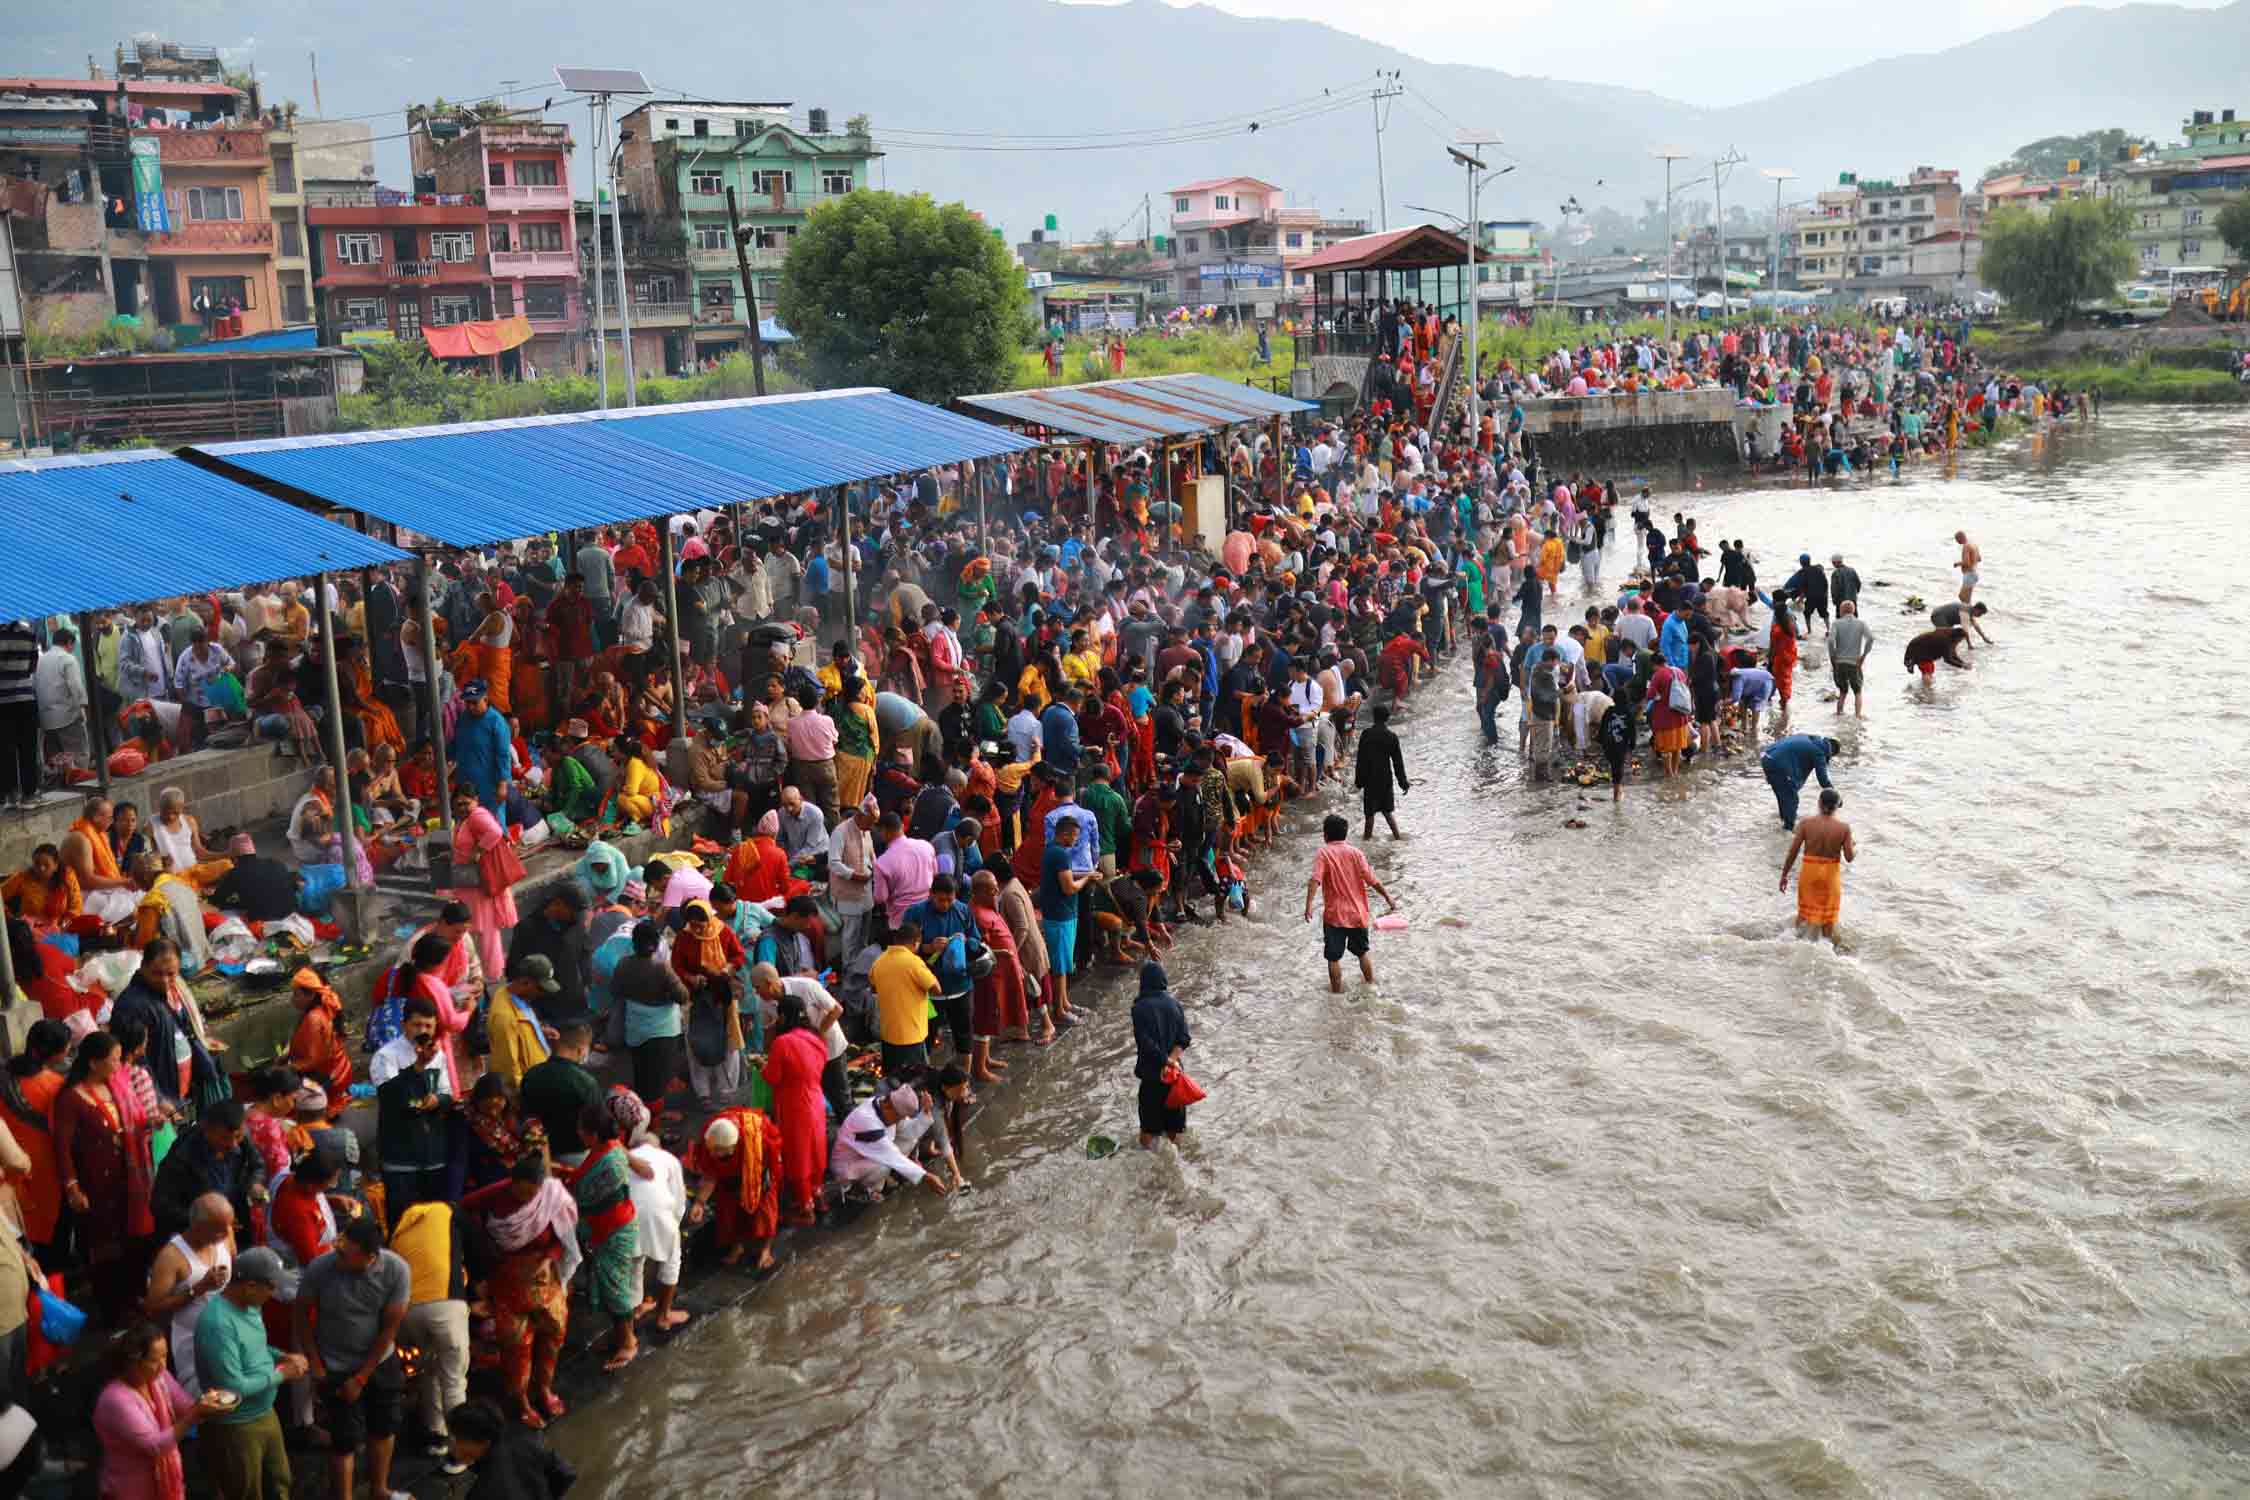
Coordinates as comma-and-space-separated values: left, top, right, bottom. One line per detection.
967, 871, 1029, 1065
758, 997, 828, 1226
463, 1156, 576, 1427
722, 811, 809, 905
53, 1030, 158, 1324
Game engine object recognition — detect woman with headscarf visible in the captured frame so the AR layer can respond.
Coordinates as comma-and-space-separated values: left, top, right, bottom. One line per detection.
722, 811, 806, 906
829, 673, 880, 814
449, 787, 521, 976
575, 839, 628, 910
461, 1153, 576, 1427
284, 967, 354, 1105
758, 993, 827, 1228
611, 740, 663, 828
685, 1107, 781, 1270
1131, 961, 1193, 1149
671, 900, 746, 1107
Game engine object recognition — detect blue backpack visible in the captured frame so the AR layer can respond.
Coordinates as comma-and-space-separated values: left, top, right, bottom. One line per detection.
361, 963, 406, 1054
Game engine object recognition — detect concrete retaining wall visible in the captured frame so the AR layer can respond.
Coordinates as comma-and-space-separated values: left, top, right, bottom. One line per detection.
0, 744, 316, 870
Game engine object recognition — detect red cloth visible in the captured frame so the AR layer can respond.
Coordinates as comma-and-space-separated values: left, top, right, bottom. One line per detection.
759, 1031, 828, 1215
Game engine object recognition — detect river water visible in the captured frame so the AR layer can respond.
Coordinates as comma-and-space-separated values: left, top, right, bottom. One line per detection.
559, 407, 2250, 1498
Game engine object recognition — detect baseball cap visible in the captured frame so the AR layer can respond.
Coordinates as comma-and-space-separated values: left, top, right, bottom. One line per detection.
233, 1246, 300, 1301
511, 954, 563, 994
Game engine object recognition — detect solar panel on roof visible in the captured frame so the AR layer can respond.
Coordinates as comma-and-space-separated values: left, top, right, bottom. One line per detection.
555, 67, 651, 95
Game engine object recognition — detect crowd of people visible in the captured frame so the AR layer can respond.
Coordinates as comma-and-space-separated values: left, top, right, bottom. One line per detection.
0, 304, 2023, 1496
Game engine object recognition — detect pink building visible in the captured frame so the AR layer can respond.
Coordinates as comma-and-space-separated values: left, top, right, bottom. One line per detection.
413, 111, 580, 374
1165, 176, 1366, 311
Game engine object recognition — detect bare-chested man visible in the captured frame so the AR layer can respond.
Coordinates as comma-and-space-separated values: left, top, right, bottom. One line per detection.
1779, 787, 1855, 946
1953, 530, 1981, 607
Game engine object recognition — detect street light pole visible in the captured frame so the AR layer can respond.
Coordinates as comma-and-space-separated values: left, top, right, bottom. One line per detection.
1654, 147, 1689, 346
1447, 135, 1499, 431
1762, 168, 1797, 320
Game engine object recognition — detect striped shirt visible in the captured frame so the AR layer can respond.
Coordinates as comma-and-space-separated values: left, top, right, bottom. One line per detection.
0, 624, 38, 705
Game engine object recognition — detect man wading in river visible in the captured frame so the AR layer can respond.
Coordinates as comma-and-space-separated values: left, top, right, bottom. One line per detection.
1779, 787, 1855, 946
1305, 814, 1396, 993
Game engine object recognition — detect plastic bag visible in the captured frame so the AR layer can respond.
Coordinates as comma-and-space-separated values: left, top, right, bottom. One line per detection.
78, 948, 143, 999
1162, 1064, 1207, 1109
518, 818, 552, 852
208, 917, 258, 963
107, 747, 148, 777
299, 863, 347, 917
269, 913, 318, 949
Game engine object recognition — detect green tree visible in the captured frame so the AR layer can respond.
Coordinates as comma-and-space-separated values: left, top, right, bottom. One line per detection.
2217, 199, 2250, 264
1982, 128, 2153, 183
775, 190, 1030, 403
1980, 199, 2134, 329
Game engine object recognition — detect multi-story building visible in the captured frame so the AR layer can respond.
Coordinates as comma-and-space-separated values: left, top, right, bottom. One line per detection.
2114, 107, 2250, 273
574, 194, 692, 377
141, 117, 284, 334
1165, 176, 1368, 310
411, 108, 579, 372
307, 188, 494, 345
1976, 170, 2099, 218
1851, 168, 1965, 280
1793, 187, 1861, 288
618, 100, 880, 366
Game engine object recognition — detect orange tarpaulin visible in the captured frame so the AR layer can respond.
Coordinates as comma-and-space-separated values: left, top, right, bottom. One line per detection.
424, 313, 532, 359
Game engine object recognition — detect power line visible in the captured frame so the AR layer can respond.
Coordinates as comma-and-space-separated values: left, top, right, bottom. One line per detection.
302, 80, 548, 126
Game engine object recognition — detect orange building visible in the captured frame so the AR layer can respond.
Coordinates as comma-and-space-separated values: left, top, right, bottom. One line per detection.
139, 122, 283, 333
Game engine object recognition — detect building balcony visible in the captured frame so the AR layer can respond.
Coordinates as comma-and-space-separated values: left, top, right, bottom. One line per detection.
487, 183, 573, 212
389, 259, 491, 285
145, 126, 268, 165
477, 123, 574, 151
687, 189, 824, 214
688, 245, 789, 271
593, 299, 694, 330
146, 219, 276, 253
489, 249, 581, 278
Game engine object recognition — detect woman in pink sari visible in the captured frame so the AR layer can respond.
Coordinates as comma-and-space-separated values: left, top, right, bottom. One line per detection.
449, 788, 521, 975
93, 1325, 231, 1500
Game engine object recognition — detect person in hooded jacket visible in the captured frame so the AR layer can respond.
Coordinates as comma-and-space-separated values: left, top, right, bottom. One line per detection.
446, 1397, 575, 1500
1130, 961, 1192, 1150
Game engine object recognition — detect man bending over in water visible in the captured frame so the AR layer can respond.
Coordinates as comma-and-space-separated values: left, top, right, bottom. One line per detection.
1903, 626, 1972, 681
1779, 787, 1855, 946
1930, 600, 1992, 648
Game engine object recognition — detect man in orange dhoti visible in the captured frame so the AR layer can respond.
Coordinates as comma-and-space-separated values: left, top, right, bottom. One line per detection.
1779, 787, 1855, 946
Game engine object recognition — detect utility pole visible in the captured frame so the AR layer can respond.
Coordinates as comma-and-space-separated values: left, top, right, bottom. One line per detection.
1370, 71, 1403, 231
1761, 168, 1796, 320
724, 187, 770, 396
309, 52, 322, 116
1448, 135, 1499, 429
588, 94, 611, 409
607, 111, 637, 406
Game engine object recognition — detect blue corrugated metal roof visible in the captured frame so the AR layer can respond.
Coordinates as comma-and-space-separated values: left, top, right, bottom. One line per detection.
955, 373, 1314, 445
0, 450, 411, 622
193, 326, 323, 353
192, 389, 1039, 549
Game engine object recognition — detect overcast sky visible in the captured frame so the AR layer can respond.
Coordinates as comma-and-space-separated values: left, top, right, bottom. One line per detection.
1154, 0, 2233, 105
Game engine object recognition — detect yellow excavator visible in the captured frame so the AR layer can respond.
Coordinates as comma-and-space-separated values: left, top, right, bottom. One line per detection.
2194, 280, 2248, 320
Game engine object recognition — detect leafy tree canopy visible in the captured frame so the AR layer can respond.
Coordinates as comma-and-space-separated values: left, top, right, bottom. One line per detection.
1980, 199, 2135, 329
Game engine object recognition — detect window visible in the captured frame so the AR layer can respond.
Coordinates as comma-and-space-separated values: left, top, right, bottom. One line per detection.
749, 169, 794, 194
514, 159, 559, 187
430, 230, 475, 262
1292, 272, 1307, 287
735, 119, 753, 140
1174, 196, 1190, 212
2142, 212, 2161, 230
1910, 197, 1926, 212
634, 275, 676, 303
822, 170, 853, 195
339, 296, 387, 329
2182, 238, 2202, 258
394, 298, 421, 339
488, 163, 506, 187
493, 285, 514, 315
270, 153, 297, 193
700, 281, 735, 308
283, 283, 308, 321
2141, 243, 2160, 265
522, 283, 567, 320
665, 117, 680, 132
694, 224, 729, 251
488, 223, 512, 252
752, 225, 797, 250
690, 170, 723, 196
1866, 200, 1882, 215
189, 275, 251, 310
1183, 236, 1199, 253
2184, 207, 2203, 227
335, 232, 381, 265
1214, 195, 1230, 210
693, 118, 709, 138
755, 275, 779, 303
278, 220, 303, 257
186, 185, 245, 221
517, 221, 565, 252
432, 295, 478, 325
1284, 231, 1302, 248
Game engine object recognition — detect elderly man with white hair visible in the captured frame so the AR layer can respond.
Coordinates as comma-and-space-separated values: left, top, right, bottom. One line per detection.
828, 1085, 949, 1200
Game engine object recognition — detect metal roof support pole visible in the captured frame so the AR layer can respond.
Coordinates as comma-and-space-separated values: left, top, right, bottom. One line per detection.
842, 486, 858, 638
1271, 412, 1284, 506
659, 522, 688, 745
415, 555, 453, 833
976, 460, 989, 561
77, 612, 112, 796
316, 574, 373, 938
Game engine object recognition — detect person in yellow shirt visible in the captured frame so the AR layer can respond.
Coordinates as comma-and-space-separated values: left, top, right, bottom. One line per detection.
486, 953, 560, 1086
1059, 630, 1102, 693
389, 1199, 471, 1454
870, 922, 940, 1075
1582, 611, 1611, 680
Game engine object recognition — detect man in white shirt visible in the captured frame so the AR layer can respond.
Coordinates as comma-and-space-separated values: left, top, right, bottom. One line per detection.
1613, 599, 1658, 651
34, 626, 88, 762
830, 1086, 948, 1199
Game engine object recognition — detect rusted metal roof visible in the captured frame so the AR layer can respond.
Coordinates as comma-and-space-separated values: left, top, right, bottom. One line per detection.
1291, 223, 1471, 275
955, 373, 1312, 445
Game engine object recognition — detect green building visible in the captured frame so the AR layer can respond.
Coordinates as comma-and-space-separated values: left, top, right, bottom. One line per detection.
618, 100, 880, 362
2112, 107, 2249, 275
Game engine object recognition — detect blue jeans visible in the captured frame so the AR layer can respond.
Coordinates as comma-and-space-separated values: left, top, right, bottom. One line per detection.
1477, 695, 1500, 743
1763, 759, 1801, 829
